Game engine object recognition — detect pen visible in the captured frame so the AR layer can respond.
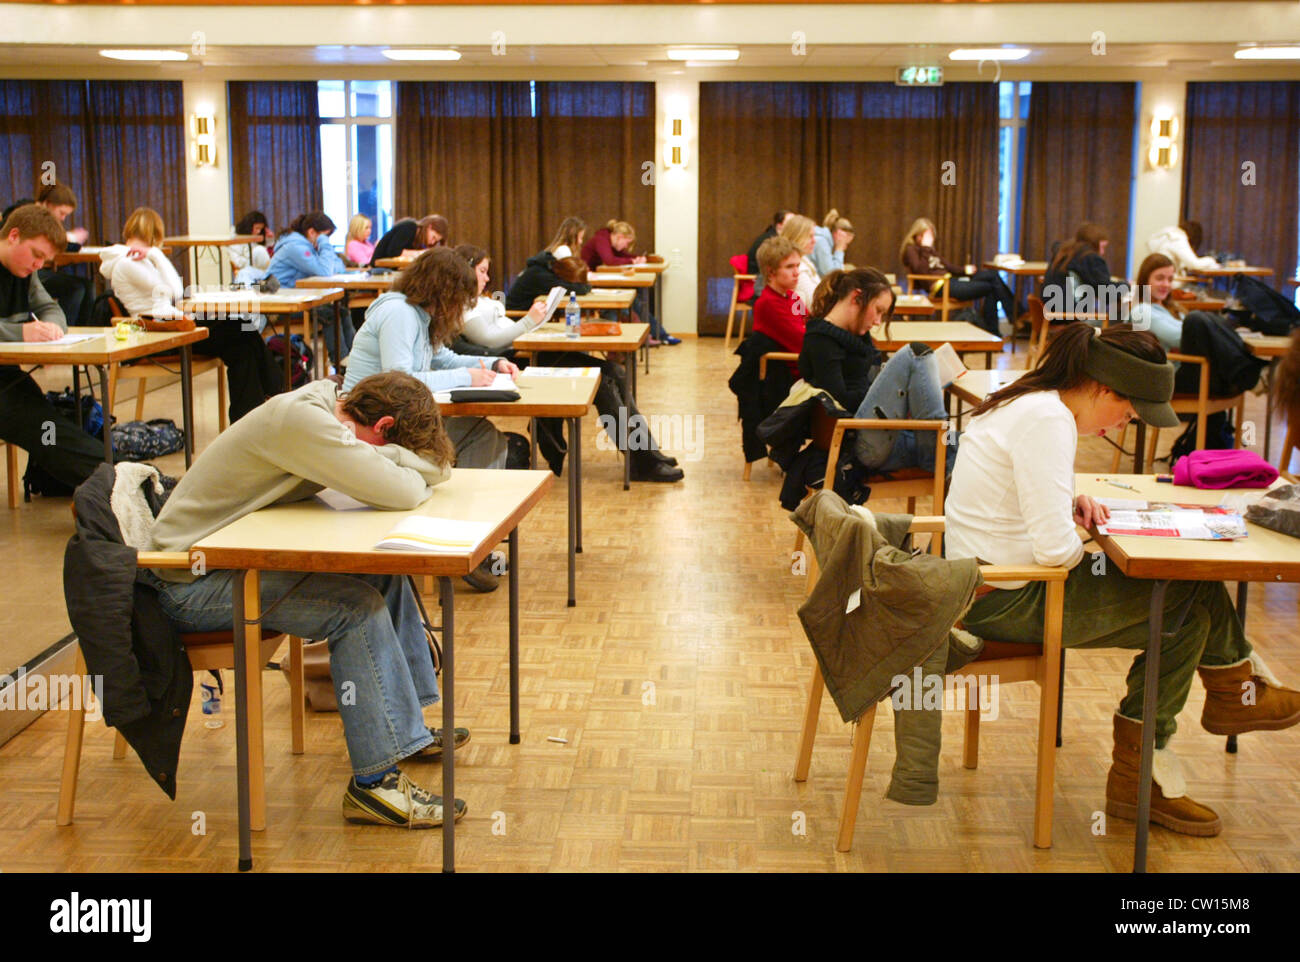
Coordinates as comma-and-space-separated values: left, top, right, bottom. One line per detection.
1098, 478, 1139, 491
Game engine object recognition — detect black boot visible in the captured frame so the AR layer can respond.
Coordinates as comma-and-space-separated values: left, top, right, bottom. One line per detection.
630, 450, 684, 483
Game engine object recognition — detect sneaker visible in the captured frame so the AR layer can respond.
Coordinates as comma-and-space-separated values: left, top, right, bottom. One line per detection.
661, 334, 682, 345
342, 770, 467, 828
416, 726, 472, 760
647, 337, 664, 347
462, 555, 502, 592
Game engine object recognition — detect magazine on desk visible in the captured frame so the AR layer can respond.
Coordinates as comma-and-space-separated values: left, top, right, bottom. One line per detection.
1095, 499, 1249, 540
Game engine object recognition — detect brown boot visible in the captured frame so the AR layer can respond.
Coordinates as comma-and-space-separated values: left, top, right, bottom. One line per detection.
1199, 656, 1300, 736
1104, 714, 1222, 837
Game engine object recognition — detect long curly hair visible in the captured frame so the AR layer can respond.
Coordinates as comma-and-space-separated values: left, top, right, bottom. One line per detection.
392, 247, 478, 347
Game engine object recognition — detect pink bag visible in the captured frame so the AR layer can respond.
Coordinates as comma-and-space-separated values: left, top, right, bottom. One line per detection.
1173, 449, 1279, 489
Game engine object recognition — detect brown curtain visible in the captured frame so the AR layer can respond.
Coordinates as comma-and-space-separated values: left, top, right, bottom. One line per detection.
0, 79, 187, 245
227, 81, 323, 236
395, 81, 654, 291
1182, 82, 1300, 281
697, 82, 998, 335
1019, 82, 1137, 276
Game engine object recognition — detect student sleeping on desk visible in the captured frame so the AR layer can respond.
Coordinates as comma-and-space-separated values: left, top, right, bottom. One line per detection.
945, 322, 1300, 837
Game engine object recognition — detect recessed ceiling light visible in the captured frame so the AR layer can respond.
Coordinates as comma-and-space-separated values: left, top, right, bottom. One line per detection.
949, 48, 1031, 62
1234, 46, 1300, 60
99, 49, 189, 62
666, 47, 739, 62
382, 49, 462, 62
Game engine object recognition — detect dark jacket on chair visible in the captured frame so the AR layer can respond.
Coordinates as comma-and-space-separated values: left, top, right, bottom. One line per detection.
729, 331, 795, 464
63, 463, 190, 799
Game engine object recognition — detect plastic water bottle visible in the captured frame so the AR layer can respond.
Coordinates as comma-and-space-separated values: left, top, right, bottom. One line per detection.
564, 292, 580, 339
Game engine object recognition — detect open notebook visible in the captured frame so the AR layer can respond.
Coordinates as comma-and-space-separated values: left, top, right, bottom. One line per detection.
374, 516, 495, 553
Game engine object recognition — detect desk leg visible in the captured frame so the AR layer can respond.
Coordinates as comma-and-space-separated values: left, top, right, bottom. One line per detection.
529, 417, 538, 468
1133, 423, 1147, 474
508, 529, 521, 744
572, 416, 583, 554
567, 417, 577, 607
232, 569, 258, 872
1228, 582, 1249, 755
179, 345, 194, 468
1263, 358, 1278, 461
628, 350, 638, 405
331, 300, 343, 377
1134, 580, 1167, 873
280, 314, 293, 391
622, 405, 631, 492
95, 365, 113, 464
439, 576, 455, 873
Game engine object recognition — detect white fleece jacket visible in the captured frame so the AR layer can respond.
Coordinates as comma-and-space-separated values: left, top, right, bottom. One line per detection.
99, 245, 185, 318
1147, 226, 1218, 273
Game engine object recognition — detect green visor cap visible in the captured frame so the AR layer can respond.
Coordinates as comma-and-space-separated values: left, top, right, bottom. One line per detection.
1082, 334, 1180, 428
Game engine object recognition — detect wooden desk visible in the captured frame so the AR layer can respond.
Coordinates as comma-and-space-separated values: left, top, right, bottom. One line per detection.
193, 467, 554, 874
585, 272, 654, 290
595, 260, 667, 275
512, 323, 649, 488
872, 321, 1004, 369
0, 326, 209, 466
1284, 277, 1299, 289
296, 272, 394, 293
985, 260, 1048, 331
945, 368, 1024, 428
1045, 310, 1111, 325
164, 235, 259, 288
891, 294, 935, 317
1188, 265, 1274, 281
437, 372, 600, 606
372, 257, 410, 270
180, 288, 345, 386
1080, 473, 1299, 872
1179, 297, 1227, 312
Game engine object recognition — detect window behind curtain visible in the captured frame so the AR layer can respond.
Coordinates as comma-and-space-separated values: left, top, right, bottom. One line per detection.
0, 79, 186, 246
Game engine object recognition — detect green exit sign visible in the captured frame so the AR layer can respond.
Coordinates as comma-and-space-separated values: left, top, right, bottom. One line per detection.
896, 66, 944, 86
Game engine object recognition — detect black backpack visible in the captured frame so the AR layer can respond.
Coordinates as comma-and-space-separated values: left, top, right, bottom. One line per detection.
265, 334, 314, 388
1228, 274, 1300, 336
22, 388, 110, 500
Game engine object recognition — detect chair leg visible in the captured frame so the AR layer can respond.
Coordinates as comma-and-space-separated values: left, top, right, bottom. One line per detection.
1110, 423, 1128, 474
288, 635, 305, 755
5, 443, 18, 510
836, 704, 876, 853
1056, 650, 1066, 749
56, 649, 89, 826
742, 461, 752, 481
963, 678, 980, 770
1234, 397, 1244, 450
1194, 412, 1206, 452
1033, 579, 1065, 849
906, 497, 916, 515
217, 361, 229, 432
725, 285, 739, 351
1147, 426, 1159, 468
794, 663, 825, 782
738, 306, 749, 342
134, 378, 148, 422
112, 731, 128, 759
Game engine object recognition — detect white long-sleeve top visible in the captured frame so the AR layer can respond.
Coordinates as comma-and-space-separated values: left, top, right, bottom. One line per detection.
795, 255, 821, 311
461, 296, 543, 351
230, 241, 271, 273
1147, 226, 1218, 273
98, 245, 185, 318
945, 390, 1085, 588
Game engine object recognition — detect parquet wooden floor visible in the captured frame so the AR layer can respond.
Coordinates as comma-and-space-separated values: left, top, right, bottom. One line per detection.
1, 334, 1297, 872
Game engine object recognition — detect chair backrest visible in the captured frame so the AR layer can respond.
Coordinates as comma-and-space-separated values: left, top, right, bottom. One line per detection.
731, 253, 754, 302
1027, 294, 1048, 368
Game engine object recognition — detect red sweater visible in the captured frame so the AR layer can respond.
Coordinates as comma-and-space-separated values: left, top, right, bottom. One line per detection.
753, 285, 807, 357
581, 227, 636, 269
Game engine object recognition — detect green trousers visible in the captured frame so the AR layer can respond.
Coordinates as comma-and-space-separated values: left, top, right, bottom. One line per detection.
962, 554, 1250, 749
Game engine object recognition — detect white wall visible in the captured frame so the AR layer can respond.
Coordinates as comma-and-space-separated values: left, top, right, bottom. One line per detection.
654, 78, 699, 334
1130, 80, 1189, 279
180, 77, 235, 285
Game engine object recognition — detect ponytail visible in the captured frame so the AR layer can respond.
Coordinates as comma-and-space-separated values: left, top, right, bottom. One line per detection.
822, 208, 840, 229
971, 322, 1165, 417
289, 211, 335, 236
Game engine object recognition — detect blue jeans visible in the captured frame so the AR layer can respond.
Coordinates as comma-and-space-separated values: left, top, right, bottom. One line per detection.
852, 344, 957, 474
633, 289, 666, 339
146, 570, 436, 776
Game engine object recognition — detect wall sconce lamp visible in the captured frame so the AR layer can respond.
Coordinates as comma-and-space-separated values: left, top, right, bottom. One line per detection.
663, 115, 689, 170
190, 111, 217, 168
1148, 112, 1179, 170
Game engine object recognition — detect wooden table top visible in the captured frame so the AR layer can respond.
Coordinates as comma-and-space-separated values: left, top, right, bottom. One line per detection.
1045, 310, 1112, 323
53, 245, 175, 267
180, 288, 344, 313
984, 260, 1048, 276
296, 273, 395, 292
192, 468, 554, 577
1243, 334, 1293, 358
585, 272, 655, 289
164, 235, 259, 247
372, 257, 410, 270
1285, 277, 1299, 288
595, 261, 667, 274
873, 321, 1004, 353
1080, 474, 1300, 583
0, 326, 209, 365
436, 371, 600, 418
1180, 297, 1227, 312
945, 368, 1025, 407
892, 294, 935, 316
573, 289, 636, 311
514, 321, 649, 354
1188, 265, 1274, 278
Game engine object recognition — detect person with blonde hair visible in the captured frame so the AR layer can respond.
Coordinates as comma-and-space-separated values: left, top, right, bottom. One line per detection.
100, 207, 281, 421
345, 214, 374, 268
810, 208, 855, 277
580, 218, 678, 345
900, 216, 1015, 335
780, 214, 821, 310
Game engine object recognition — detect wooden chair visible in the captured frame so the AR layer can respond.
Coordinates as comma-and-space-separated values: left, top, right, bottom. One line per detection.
793, 514, 1067, 852
908, 273, 975, 322
57, 549, 305, 831
1109, 353, 1246, 473
107, 348, 229, 433
3, 442, 18, 509
726, 254, 756, 351
743, 352, 800, 481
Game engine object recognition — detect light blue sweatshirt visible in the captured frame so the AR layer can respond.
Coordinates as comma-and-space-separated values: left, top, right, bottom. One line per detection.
1129, 301, 1183, 370
342, 290, 486, 392
810, 225, 845, 278
266, 230, 344, 289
